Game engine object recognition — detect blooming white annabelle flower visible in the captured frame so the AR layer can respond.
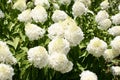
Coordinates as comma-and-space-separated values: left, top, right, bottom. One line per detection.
86, 37, 107, 57
52, 10, 68, 22
98, 19, 111, 30
18, 9, 31, 22
111, 66, 120, 76
48, 37, 70, 55
72, 1, 86, 17
78, 0, 91, 7
52, 3, 60, 10
34, 0, 50, 9
48, 53, 73, 73
80, 70, 98, 80
118, 4, 120, 11
110, 36, 120, 55
100, 0, 109, 10
25, 23, 45, 41
111, 13, 120, 25
48, 22, 64, 39
0, 10, 4, 18
103, 49, 117, 61
57, 0, 71, 5
13, 0, 27, 11
0, 63, 14, 80
7, 0, 12, 3
95, 10, 109, 23
61, 17, 77, 30
27, 46, 49, 69
64, 26, 84, 46
108, 26, 120, 36
30, 5, 47, 23
0, 41, 17, 65
60, 61, 73, 73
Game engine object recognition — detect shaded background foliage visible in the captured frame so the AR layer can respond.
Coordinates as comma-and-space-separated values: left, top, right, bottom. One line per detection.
0, 0, 120, 80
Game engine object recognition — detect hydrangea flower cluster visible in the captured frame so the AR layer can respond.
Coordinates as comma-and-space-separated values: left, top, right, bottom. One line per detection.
0, 41, 16, 79
80, 70, 98, 80
86, 37, 107, 57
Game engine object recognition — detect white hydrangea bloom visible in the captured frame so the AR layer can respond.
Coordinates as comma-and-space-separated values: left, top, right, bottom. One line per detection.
98, 19, 111, 30
48, 22, 64, 39
118, 4, 120, 11
18, 9, 31, 22
95, 10, 109, 23
52, 3, 60, 10
25, 23, 45, 41
0, 10, 4, 18
64, 26, 84, 46
0, 63, 14, 80
100, 0, 109, 10
30, 5, 47, 23
86, 37, 107, 57
108, 26, 120, 36
48, 37, 70, 55
48, 53, 73, 73
80, 70, 98, 80
72, 1, 86, 17
7, 0, 12, 3
0, 41, 17, 65
52, 10, 68, 22
111, 66, 120, 76
60, 61, 73, 73
61, 17, 77, 30
13, 0, 27, 11
27, 46, 49, 69
111, 13, 120, 25
110, 36, 120, 55
57, 0, 71, 5
34, 0, 50, 9
79, 0, 91, 7
103, 49, 117, 61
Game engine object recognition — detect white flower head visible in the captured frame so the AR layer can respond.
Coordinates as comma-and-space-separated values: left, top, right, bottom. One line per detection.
111, 66, 120, 76
98, 19, 111, 30
13, 0, 27, 11
0, 41, 17, 65
78, 0, 91, 7
108, 26, 120, 36
34, 0, 50, 9
0, 10, 4, 18
48, 37, 70, 55
80, 70, 98, 80
57, 0, 71, 5
25, 23, 45, 41
48, 22, 64, 39
30, 5, 47, 23
103, 49, 116, 61
52, 10, 68, 22
118, 4, 120, 11
61, 17, 77, 30
64, 26, 84, 46
18, 9, 31, 22
95, 10, 109, 23
86, 37, 107, 57
52, 3, 60, 10
72, 1, 86, 17
0, 63, 14, 80
110, 36, 120, 55
111, 13, 120, 25
60, 61, 73, 73
48, 53, 73, 73
27, 46, 49, 69
100, 0, 109, 10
